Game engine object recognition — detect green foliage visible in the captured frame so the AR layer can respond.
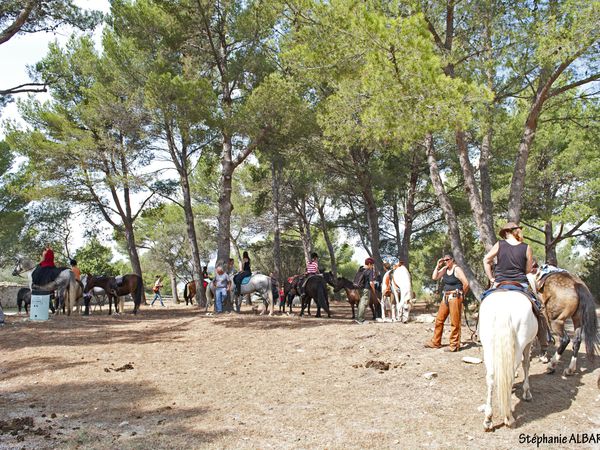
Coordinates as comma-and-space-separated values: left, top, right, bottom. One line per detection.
75, 237, 118, 276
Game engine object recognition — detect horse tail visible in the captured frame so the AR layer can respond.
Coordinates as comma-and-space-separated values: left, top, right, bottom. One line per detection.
576, 282, 600, 359
493, 304, 515, 423
316, 280, 329, 313
183, 283, 188, 300
133, 275, 143, 313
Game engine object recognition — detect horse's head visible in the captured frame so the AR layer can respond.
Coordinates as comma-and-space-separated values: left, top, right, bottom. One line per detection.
82, 274, 93, 293
11, 255, 33, 277
323, 271, 337, 288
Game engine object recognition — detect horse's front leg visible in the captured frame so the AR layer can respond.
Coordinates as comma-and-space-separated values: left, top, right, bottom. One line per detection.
521, 343, 533, 401
563, 325, 582, 376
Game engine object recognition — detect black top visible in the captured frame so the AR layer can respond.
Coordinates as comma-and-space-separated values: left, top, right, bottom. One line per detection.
442, 267, 462, 292
363, 268, 375, 289
494, 240, 528, 283
243, 258, 251, 272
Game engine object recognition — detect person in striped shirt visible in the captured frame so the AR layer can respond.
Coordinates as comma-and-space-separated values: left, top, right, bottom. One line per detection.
298, 253, 320, 298
306, 253, 320, 275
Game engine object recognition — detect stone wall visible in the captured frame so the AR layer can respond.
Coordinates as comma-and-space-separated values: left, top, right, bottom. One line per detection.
0, 283, 28, 308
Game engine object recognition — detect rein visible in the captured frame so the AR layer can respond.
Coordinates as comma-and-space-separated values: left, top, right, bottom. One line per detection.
464, 301, 479, 343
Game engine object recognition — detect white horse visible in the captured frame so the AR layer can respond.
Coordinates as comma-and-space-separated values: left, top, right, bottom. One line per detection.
479, 290, 538, 430
380, 264, 413, 322
12, 256, 79, 316
234, 274, 274, 315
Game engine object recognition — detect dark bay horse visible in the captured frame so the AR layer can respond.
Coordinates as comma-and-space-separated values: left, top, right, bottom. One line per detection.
83, 274, 143, 315
324, 272, 380, 320
16, 287, 31, 314
535, 271, 599, 376
299, 275, 331, 318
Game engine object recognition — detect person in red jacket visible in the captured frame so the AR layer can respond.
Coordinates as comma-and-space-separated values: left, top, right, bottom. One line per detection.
40, 244, 55, 268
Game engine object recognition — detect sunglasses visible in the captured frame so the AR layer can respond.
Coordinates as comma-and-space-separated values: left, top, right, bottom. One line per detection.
443, 258, 452, 262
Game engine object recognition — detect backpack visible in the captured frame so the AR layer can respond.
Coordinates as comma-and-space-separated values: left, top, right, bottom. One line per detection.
353, 266, 369, 289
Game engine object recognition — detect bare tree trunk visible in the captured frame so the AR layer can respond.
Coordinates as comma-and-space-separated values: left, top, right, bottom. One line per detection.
182, 177, 207, 307
455, 131, 496, 250
399, 147, 420, 267
271, 160, 282, 282
425, 134, 484, 299
217, 138, 234, 265
169, 268, 179, 303
362, 186, 383, 274
316, 199, 337, 277
544, 221, 558, 266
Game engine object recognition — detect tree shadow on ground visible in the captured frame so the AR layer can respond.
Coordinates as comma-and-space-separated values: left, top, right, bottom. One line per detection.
0, 380, 223, 449
0, 318, 194, 351
0, 356, 89, 381
513, 350, 599, 427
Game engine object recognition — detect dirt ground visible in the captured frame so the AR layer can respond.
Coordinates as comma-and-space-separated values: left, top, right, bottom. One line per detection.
1, 300, 599, 450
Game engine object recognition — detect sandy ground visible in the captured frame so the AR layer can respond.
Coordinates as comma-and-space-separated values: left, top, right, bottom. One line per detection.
1, 300, 599, 450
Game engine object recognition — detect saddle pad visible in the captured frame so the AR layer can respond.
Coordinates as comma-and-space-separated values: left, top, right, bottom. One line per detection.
241, 276, 252, 285
480, 284, 536, 304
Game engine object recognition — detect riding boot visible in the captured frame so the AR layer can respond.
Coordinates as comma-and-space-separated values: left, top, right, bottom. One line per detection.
84, 297, 90, 316
536, 314, 550, 353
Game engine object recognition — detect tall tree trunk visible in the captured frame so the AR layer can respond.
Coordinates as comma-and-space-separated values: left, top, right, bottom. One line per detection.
544, 221, 558, 266
399, 147, 420, 267
169, 268, 179, 303
299, 219, 312, 263
316, 199, 337, 277
361, 183, 383, 274
507, 101, 544, 223
425, 134, 484, 299
217, 137, 234, 265
123, 220, 142, 276
271, 160, 282, 282
181, 177, 207, 307
455, 130, 496, 250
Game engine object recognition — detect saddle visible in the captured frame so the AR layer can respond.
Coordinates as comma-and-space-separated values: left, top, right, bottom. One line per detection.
115, 276, 124, 288
241, 275, 252, 285
535, 264, 567, 292
480, 283, 541, 314
31, 266, 67, 288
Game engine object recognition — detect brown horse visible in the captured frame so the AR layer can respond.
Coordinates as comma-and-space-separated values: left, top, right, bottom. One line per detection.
324, 272, 380, 320
535, 271, 599, 376
83, 274, 143, 315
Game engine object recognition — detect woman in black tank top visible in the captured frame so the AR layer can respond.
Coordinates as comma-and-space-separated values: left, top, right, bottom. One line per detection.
425, 254, 470, 352
483, 221, 533, 288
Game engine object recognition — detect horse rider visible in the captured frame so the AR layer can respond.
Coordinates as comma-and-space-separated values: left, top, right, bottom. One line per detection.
297, 253, 320, 298
425, 253, 469, 352
483, 221, 549, 353
234, 251, 251, 296
31, 244, 57, 288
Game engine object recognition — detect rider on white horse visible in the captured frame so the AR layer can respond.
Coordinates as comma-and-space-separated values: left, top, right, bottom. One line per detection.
483, 221, 550, 354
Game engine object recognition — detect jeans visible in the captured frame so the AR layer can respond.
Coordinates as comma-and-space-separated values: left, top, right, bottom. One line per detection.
215, 288, 227, 313
151, 291, 164, 306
